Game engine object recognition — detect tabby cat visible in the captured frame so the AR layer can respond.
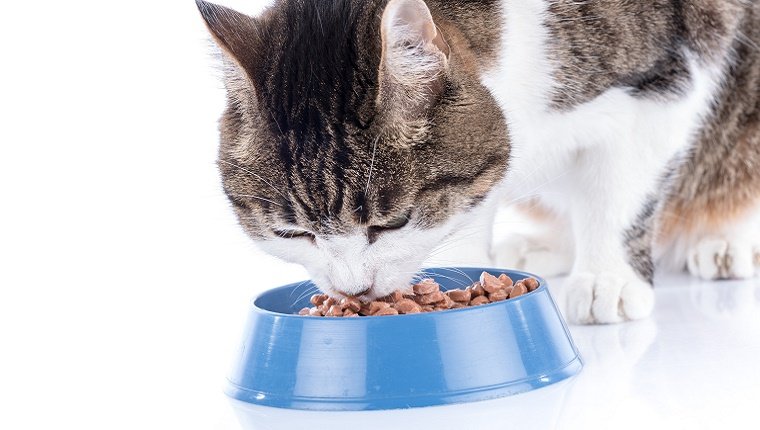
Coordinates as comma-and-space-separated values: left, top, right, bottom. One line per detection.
197, 0, 760, 324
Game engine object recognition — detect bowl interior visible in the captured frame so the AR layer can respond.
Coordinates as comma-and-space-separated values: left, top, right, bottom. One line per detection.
253, 267, 544, 315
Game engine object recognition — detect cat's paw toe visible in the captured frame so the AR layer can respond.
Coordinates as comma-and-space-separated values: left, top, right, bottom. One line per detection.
560, 272, 654, 325
687, 237, 759, 280
492, 234, 573, 277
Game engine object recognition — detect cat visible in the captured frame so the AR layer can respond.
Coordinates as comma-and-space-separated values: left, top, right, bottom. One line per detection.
196, 0, 760, 324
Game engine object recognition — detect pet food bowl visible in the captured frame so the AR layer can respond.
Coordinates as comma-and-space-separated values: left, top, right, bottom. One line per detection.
225, 267, 582, 411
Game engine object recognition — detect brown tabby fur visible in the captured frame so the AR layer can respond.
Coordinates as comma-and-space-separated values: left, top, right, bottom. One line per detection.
198, 0, 760, 278
199, 0, 508, 241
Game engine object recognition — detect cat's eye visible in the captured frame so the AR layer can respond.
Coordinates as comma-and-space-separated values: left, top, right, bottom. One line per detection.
381, 214, 410, 230
367, 212, 411, 244
274, 229, 316, 241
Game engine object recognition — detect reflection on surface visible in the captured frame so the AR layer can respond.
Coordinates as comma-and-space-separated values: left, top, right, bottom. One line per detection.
556, 275, 760, 429
685, 275, 760, 321
230, 377, 575, 430
558, 319, 659, 428
227, 276, 760, 430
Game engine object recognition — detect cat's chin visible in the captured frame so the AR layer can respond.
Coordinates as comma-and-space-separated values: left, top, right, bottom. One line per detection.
301, 261, 422, 301
257, 222, 462, 300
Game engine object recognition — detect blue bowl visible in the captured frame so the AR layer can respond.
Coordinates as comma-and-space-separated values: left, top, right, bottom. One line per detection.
225, 267, 582, 411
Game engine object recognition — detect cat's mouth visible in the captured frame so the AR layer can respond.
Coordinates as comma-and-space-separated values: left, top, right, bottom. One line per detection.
321, 286, 378, 302
304, 244, 435, 303
316, 279, 415, 303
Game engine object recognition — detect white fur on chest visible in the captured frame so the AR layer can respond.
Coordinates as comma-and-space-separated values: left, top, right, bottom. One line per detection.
480, 0, 724, 215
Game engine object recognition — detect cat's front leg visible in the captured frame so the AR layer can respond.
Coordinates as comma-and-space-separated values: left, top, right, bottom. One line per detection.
560, 149, 657, 325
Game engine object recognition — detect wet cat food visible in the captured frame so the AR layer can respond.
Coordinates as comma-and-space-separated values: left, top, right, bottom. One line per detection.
297, 271, 540, 317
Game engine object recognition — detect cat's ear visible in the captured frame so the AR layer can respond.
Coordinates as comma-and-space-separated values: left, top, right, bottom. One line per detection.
196, 0, 260, 75
378, 0, 450, 121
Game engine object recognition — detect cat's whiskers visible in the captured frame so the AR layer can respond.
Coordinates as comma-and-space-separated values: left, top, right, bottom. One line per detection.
287, 279, 313, 301
288, 280, 319, 308
501, 168, 572, 208
396, 269, 471, 289
424, 168, 570, 260
291, 286, 319, 308
428, 267, 475, 285
364, 135, 380, 197
426, 227, 495, 257
499, 150, 565, 197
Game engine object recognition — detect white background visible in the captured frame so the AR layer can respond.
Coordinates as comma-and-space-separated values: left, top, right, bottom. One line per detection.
2, 1, 759, 429
1, 1, 291, 428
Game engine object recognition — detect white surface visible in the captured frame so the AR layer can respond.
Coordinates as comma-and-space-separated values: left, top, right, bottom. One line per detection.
225, 274, 760, 430
1, 1, 759, 429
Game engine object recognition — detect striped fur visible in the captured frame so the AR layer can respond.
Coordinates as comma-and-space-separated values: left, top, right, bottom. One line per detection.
198, 0, 760, 310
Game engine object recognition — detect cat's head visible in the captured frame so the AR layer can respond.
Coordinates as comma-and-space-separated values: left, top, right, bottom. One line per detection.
198, 0, 509, 299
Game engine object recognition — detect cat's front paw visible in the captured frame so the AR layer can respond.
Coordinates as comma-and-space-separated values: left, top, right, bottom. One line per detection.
686, 237, 760, 280
558, 272, 654, 324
